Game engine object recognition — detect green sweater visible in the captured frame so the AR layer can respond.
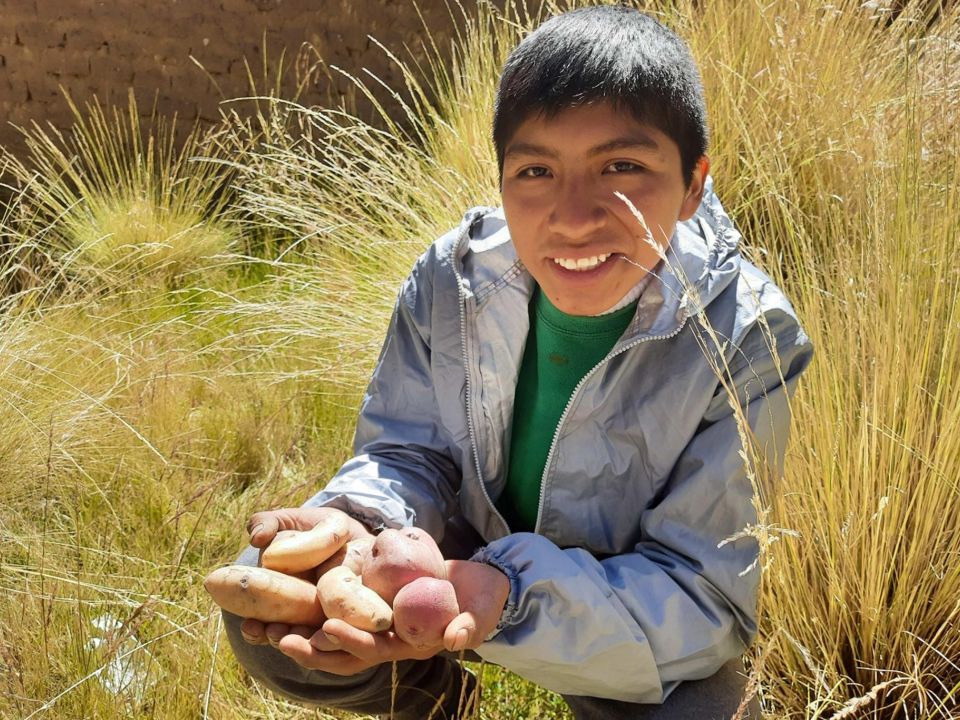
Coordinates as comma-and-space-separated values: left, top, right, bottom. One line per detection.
497, 288, 638, 532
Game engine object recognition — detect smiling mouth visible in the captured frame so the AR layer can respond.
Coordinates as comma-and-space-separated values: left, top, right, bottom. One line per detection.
552, 253, 614, 271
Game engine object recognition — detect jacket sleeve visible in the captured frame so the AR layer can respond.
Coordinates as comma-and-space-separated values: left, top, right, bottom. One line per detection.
304, 245, 462, 539
471, 310, 814, 703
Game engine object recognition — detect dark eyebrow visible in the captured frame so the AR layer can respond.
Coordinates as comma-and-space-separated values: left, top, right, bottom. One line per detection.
504, 133, 661, 160
588, 134, 661, 156
503, 142, 560, 160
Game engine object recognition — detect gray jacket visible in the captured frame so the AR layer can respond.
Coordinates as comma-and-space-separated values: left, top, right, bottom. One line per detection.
308, 177, 814, 703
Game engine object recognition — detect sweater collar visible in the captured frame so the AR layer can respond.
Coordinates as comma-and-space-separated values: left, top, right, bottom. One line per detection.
535, 286, 640, 335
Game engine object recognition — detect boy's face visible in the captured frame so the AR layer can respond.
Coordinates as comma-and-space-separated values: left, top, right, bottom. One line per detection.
500, 101, 709, 316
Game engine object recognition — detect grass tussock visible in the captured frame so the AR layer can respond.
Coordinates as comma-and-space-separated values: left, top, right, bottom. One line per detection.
1, 0, 959, 718
0, 92, 239, 300
206, 2, 521, 390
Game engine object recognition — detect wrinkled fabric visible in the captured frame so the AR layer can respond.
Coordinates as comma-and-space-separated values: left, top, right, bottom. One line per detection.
308, 176, 814, 703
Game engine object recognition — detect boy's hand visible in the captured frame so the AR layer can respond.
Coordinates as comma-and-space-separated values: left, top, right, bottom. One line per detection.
274, 619, 444, 674
237, 506, 376, 647
442, 559, 510, 651
245, 506, 374, 549
266, 559, 510, 675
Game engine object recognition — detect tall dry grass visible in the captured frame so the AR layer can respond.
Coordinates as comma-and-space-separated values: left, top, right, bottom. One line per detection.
0, 96, 374, 719
679, 1, 960, 716
205, 1, 518, 389
0, 93, 241, 302
0, 0, 958, 718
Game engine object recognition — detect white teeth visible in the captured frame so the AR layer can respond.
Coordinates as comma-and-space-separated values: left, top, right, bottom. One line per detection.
553, 253, 611, 271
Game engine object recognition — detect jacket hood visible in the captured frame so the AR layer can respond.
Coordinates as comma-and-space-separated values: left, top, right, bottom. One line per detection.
455, 175, 742, 340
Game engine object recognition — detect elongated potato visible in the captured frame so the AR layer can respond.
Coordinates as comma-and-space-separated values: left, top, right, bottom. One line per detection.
317, 566, 393, 633
261, 513, 351, 574
204, 566, 325, 625
257, 531, 318, 581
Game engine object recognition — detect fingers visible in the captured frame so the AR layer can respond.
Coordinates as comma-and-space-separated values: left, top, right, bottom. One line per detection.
269, 616, 438, 674
444, 560, 510, 649
277, 633, 367, 674
240, 618, 268, 645
321, 618, 385, 659
241, 619, 313, 648
289, 624, 315, 638
246, 508, 321, 546
244, 621, 361, 674
321, 618, 418, 663
246, 507, 365, 548
443, 611, 477, 652
308, 629, 341, 652
246, 511, 282, 548
264, 622, 292, 648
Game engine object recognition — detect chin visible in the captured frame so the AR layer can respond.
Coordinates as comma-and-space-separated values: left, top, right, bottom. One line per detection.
555, 299, 608, 316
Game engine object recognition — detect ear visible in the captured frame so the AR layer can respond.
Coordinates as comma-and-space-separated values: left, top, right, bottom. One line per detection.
678, 155, 710, 221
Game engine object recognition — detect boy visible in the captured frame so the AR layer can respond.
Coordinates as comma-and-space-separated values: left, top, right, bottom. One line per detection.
219, 5, 813, 719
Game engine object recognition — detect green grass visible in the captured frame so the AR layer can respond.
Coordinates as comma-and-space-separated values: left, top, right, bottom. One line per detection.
1, 0, 959, 718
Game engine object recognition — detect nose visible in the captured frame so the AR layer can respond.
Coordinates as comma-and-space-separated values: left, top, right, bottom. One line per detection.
546, 176, 606, 240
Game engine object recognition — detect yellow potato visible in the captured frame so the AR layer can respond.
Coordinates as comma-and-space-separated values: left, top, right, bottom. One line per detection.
317, 566, 393, 633
260, 513, 351, 574
204, 565, 325, 625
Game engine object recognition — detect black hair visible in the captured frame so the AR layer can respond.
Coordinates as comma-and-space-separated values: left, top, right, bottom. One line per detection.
493, 5, 709, 187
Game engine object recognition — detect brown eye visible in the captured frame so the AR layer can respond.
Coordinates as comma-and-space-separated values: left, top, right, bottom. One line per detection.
519, 166, 550, 178
606, 161, 642, 173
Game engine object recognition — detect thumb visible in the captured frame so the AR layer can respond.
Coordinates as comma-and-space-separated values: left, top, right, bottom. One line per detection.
442, 611, 477, 653
246, 512, 281, 548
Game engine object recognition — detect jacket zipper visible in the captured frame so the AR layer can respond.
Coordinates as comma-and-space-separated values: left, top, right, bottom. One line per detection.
451, 221, 694, 537
451, 232, 512, 534
533, 315, 689, 534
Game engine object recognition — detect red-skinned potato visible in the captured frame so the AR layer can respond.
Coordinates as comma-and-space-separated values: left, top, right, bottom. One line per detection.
260, 513, 350, 574
203, 566, 325, 625
392, 576, 460, 650
362, 528, 446, 604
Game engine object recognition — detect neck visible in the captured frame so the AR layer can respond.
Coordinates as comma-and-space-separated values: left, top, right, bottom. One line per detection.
592, 264, 659, 316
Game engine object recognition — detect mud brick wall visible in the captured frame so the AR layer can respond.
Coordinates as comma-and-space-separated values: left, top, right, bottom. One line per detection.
0, 0, 492, 157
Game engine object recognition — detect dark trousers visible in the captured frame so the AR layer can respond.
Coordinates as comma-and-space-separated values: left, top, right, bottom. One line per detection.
222, 520, 761, 719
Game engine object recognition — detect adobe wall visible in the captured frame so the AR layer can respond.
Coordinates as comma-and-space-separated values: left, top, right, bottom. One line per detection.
0, 0, 491, 157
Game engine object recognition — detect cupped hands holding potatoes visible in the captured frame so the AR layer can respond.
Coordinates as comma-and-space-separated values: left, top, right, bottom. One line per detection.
204, 507, 509, 676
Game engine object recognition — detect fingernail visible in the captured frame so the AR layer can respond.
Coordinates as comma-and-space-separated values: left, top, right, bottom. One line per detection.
241, 630, 256, 644
323, 631, 340, 646
452, 628, 468, 652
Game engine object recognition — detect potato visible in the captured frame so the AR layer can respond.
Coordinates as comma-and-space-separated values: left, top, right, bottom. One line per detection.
259, 530, 299, 561
362, 527, 446, 604
260, 513, 350, 574
256, 531, 317, 581
204, 565, 325, 625
392, 577, 460, 650
316, 536, 374, 577
317, 566, 393, 633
